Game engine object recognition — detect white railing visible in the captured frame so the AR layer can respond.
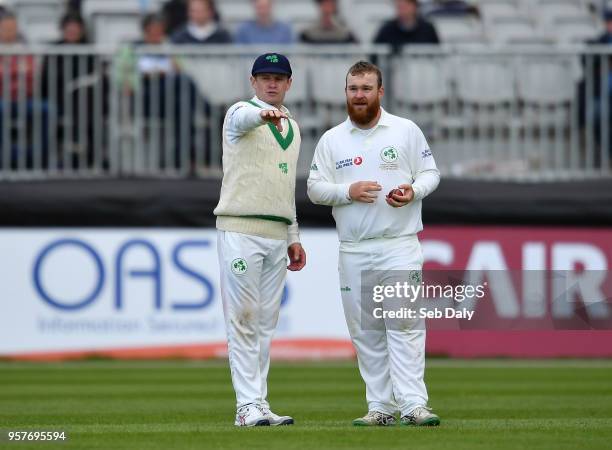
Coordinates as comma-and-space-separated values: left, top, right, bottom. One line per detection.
0, 44, 610, 181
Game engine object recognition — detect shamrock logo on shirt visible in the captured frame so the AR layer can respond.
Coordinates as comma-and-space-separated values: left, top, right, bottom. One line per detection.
380, 146, 399, 163
231, 258, 248, 275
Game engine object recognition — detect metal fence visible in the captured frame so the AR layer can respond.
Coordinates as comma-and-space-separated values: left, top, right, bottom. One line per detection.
0, 44, 610, 181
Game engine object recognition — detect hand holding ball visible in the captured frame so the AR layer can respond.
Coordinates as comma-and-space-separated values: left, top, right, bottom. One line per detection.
386, 185, 414, 207
386, 188, 404, 199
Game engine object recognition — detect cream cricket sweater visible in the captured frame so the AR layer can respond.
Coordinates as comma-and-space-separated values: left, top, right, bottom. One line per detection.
214, 98, 301, 244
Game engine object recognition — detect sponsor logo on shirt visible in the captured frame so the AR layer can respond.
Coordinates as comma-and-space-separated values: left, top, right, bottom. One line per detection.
335, 155, 363, 170
422, 149, 432, 159
310, 163, 318, 171
278, 162, 288, 174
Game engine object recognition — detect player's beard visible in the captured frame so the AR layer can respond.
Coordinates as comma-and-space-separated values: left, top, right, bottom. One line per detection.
347, 96, 380, 126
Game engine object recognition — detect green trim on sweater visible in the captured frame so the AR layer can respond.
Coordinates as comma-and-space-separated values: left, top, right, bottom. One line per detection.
246, 99, 294, 150
219, 215, 292, 225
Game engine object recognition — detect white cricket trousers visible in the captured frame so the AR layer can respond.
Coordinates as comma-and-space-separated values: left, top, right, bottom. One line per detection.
217, 230, 287, 409
339, 235, 428, 416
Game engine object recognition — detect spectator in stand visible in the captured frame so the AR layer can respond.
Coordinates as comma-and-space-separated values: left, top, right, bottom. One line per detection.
162, 0, 188, 36
592, 10, 612, 45
0, 13, 33, 104
579, 11, 612, 165
116, 13, 174, 91
235, 0, 293, 45
0, 12, 48, 168
66, 0, 81, 15
134, 13, 175, 74
170, 0, 231, 44
41, 13, 95, 106
40, 13, 101, 166
300, 0, 357, 44
118, 13, 209, 170
374, 0, 439, 52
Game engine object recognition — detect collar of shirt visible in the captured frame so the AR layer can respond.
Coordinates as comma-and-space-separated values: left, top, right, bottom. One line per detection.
345, 107, 392, 134
250, 95, 291, 117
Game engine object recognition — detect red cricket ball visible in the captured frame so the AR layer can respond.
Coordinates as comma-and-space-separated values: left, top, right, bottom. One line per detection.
387, 188, 404, 199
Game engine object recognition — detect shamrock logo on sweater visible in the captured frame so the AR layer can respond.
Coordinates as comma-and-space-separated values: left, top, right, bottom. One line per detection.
231, 258, 248, 275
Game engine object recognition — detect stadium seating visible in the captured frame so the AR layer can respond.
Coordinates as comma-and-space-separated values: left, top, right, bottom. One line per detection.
309, 55, 361, 128
0, 0, 608, 179
548, 16, 602, 45
526, 0, 590, 25
8, 0, 63, 43
80, 0, 163, 46
454, 56, 515, 107
478, 0, 523, 23
486, 16, 553, 45
430, 16, 485, 44
391, 54, 451, 140
275, 0, 319, 34
217, 0, 318, 35
216, 1, 253, 33
514, 55, 579, 171
81, 0, 165, 16
1, 0, 604, 47
347, 0, 395, 44
517, 56, 577, 130
181, 56, 251, 106
92, 13, 141, 46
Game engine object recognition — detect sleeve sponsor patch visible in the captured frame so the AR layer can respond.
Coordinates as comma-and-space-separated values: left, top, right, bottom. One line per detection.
421, 149, 432, 159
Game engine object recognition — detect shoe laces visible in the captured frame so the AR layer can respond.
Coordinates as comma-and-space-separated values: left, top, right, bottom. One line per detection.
257, 405, 270, 415
367, 411, 390, 420
238, 403, 265, 415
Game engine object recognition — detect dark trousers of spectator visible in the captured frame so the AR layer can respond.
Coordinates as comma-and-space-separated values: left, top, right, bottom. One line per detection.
140, 73, 210, 170
0, 100, 50, 169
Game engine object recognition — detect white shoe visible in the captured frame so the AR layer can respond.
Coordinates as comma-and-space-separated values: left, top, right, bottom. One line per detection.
260, 406, 294, 426
234, 403, 270, 427
401, 406, 440, 426
352, 410, 397, 426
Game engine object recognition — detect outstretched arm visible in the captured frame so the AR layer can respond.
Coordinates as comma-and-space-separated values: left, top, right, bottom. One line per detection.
225, 103, 288, 143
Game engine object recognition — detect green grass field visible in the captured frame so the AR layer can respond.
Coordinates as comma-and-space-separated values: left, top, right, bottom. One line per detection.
1, 359, 612, 450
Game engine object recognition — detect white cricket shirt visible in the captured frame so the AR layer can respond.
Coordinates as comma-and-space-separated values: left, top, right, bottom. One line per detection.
307, 108, 440, 243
